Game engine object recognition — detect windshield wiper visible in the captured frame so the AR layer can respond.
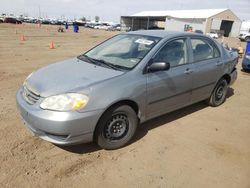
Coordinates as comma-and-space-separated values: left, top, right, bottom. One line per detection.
77, 54, 98, 65
78, 55, 127, 71
93, 58, 121, 70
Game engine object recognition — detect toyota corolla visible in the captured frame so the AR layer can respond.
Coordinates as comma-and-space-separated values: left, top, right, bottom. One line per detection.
16, 30, 237, 149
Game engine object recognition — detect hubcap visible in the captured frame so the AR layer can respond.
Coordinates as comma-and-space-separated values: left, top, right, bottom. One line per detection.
104, 114, 128, 140
215, 83, 226, 101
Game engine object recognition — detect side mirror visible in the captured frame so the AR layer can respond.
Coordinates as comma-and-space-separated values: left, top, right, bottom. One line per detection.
147, 61, 170, 72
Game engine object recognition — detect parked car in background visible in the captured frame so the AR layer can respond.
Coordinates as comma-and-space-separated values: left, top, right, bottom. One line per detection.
107, 24, 121, 31
239, 32, 250, 42
94, 23, 112, 30
85, 23, 98, 29
4, 17, 22, 24
16, 30, 237, 150
0, 16, 4, 23
74, 20, 86, 26
91, 23, 100, 29
242, 52, 250, 71
206, 32, 218, 39
195, 30, 204, 34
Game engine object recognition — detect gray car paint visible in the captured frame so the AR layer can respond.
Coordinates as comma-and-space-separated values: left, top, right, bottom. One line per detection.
27, 58, 124, 97
16, 30, 238, 145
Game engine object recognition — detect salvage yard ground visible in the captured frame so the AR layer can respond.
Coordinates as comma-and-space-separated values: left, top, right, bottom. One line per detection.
0, 23, 250, 188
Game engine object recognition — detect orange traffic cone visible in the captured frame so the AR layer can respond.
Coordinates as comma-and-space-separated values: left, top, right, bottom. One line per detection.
50, 40, 55, 49
20, 35, 25, 41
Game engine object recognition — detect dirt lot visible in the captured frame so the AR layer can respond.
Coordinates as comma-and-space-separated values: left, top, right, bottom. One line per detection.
0, 23, 250, 188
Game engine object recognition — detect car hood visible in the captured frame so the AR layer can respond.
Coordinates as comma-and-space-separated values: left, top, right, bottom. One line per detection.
26, 58, 124, 97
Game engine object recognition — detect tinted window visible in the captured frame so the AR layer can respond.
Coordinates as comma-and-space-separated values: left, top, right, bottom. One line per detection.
154, 39, 188, 67
191, 38, 220, 62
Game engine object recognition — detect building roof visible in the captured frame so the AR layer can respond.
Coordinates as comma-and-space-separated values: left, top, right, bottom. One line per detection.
131, 8, 228, 19
126, 30, 205, 38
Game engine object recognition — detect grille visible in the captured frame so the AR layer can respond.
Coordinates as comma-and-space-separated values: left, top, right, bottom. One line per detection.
22, 84, 40, 104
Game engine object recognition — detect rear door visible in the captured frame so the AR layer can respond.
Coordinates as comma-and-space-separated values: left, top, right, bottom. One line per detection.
189, 37, 222, 103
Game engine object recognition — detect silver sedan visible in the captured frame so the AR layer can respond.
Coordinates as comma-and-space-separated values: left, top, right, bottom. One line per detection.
16, 30, 237, 149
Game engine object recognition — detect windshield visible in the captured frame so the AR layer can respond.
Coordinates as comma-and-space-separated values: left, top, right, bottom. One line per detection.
82, 34, 161, 70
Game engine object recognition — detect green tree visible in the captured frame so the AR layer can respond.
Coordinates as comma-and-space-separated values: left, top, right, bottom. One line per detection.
95, 16, 100, 23
80, 17, 86, 22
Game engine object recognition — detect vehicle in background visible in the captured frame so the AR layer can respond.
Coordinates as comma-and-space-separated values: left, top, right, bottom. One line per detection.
85, 23, 98, 29
50, 19, 64, 25
74, 20, 86, 26
22, 17, 38, 24
4, 17, 22, 24
107, 24, 121, 31
93, 24, 102, 29
39, 19, 50, 25
206, 32, 218, 39
122, 26, 131, 32
242, 52, 250, 71
94, 23, 112, 30
0, 16, 4, 23
239, 32, 250, 42
16, 31, 238, 150
195, 30, 204, 34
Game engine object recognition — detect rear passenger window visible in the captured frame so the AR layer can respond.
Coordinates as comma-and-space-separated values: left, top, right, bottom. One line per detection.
191, 39, 220, 62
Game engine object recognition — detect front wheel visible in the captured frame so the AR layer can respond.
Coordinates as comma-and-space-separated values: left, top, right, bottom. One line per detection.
94, 105, 138, 150
207, 79, 228, 107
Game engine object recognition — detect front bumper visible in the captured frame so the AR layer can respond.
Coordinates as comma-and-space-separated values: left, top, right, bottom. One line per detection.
16, 89, 104, 145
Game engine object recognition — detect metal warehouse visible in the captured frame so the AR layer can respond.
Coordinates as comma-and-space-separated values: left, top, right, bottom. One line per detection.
121, 8, 241, 37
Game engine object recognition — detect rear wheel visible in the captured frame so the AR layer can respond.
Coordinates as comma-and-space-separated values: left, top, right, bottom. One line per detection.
207, 79, 228, 107
245, 36, 250, 42
94, 105, 138, 150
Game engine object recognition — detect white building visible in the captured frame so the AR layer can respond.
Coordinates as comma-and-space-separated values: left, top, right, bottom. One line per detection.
240, 21, 250, 33
121, 8, 241, 37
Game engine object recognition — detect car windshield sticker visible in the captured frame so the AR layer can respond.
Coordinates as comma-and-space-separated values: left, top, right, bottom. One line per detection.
135, 39, 154, 45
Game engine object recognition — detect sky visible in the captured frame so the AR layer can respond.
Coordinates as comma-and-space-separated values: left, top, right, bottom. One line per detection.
0, 0, 249, 22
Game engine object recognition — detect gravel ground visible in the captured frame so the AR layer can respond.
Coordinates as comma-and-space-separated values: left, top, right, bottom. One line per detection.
0, 23, 250, 188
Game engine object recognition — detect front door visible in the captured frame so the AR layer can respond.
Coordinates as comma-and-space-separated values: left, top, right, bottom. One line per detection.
146, 38, 193, 119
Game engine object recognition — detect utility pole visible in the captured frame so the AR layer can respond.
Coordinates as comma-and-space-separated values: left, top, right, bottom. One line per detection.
38, 5, 41, 18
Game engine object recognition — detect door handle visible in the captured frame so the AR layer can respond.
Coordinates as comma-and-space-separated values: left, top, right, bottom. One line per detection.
184, 68, 193, 74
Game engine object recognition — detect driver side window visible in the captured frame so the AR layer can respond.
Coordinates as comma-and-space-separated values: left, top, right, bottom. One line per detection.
154, 39, 188, 67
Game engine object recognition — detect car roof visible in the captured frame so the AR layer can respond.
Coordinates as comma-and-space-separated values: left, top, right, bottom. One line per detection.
126, 30, 203, 38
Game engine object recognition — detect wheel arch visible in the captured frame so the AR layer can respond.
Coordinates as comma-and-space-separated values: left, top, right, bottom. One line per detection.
93, 99, 140, 140
221, 74, 231, 84
209, 74, 231, 98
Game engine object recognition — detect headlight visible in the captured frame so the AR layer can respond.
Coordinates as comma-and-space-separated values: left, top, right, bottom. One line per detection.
40, 93, 89, 111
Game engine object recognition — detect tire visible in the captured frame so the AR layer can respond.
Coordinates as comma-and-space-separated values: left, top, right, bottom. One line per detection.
207, 79, 228, 107
94, 105, 138, 150
245, 37, 250, 42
